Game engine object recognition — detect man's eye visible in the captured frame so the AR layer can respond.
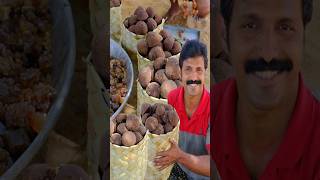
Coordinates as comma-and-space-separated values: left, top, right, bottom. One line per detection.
279, 24, 294, 32
242, 22, 257, 29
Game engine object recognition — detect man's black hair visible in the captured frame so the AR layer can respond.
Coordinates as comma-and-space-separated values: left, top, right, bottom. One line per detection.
179, 40, 208, 69
221, 0, 314, 32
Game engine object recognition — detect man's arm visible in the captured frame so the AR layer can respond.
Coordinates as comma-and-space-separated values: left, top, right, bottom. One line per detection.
154, 140, 210, 177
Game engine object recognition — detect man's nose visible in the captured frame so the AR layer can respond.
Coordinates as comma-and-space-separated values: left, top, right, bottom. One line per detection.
258, 28, 279, 63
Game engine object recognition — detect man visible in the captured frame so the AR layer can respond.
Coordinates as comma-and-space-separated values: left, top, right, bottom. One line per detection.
154, 40, 211, 179
213, 0, 320, 179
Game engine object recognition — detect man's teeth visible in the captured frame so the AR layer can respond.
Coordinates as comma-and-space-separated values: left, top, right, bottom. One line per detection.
254, 71, 278, 79
188, 84, 198, 87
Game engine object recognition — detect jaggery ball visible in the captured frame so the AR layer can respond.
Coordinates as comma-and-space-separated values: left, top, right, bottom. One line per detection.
137, 40, 148, 57
115, 113, 127, 124
141, 103, 151, 115
126, 114, 141, 131
146, 32, 163, 48
168, 110, 179, 127
163, 37, 175, 51
148, 46, 165, 61
138, 65, 154, 88
146, 7, 155, 18
134, 132, 143, 144
164, 51, 172, 58
122, 131, 136, 147
135, 21, 148, 35
110, 133, 122, 145
145, 116, 159, 131
117, 123, 128, 134
154, 14, 162, 25
160, 80, 177, 99
152, 124, 164, 135
128, 15, 138, 26
146, 82, 161, 98
153, 57, 166, 70
154, 69, 168, 84
159, 29, 171, 39
146, 18, 157, 31
164, 123, 174, 133
165, 57, 181, 80
134, 6, 148, 21
171, 41, 182, 55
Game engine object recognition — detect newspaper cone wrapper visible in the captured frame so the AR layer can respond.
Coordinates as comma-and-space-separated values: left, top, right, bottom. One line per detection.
110, 133, 149, 180
121, 19, 165, 53
137, 81, 167, 115
110, 5, 122, 42
145, 121, 180, 180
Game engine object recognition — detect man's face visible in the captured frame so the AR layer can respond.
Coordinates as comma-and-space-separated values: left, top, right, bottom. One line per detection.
229, 0, 304, 109
181, 56, 206, 97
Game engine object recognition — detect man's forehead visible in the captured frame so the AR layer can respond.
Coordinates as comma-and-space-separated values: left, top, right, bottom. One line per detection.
232, 0, 302, 21
183, 56, 205, 67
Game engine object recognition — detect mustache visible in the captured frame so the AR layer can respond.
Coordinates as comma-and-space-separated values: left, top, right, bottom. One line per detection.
186, 80, 202, 85
245, 58, 293, 74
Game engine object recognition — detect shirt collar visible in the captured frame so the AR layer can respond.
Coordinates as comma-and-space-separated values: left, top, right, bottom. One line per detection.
219, 74, 317, 172
176, 85, 210, 117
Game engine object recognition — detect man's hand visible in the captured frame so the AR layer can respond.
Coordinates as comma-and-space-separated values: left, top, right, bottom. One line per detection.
154, 139, 183, 170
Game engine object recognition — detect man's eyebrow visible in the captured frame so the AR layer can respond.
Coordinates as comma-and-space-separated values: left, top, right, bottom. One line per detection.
238, 13, 262, 21
278, 17, 295, 24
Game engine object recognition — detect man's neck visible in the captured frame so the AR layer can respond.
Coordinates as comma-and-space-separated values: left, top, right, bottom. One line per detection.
236, 83, 299, 177
184, 88, 204, 118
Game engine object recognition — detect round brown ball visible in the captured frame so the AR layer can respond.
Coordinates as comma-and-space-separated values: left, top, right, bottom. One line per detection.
117, 123, 128, 134
146, 7, 155, 18
148, 46, 165, 61
110, 133, 122, 145
152, 124, 164, 135
126, 114, 141, 131
165, 57, 181, 80
168, 110, 179, 127
141, 103, 151, 115
164, 104, 174, 111
163, 37, 175, 51
141, 113, 149, 124
115, 113, 127, 124
155, 103, 166, 116
153, 57, 166, 70
122, 131, 137, 147
138, 65, 154, 88
128, 25, 136, 33
164, 123, 174, 133
135, 21, 148, 35
138, 125, 147, 136
146, 18, 157, 31
145, 116, 159, 131
128, 15, 138, 26
154, 69, 168, 84
154, 14, 162, 25
134, 6, 148, 21
161, 80, 177, 98
123, 18, 129, 28
134, 132, 143, 144
146, 82, 161, 98
137, 40, 148, 57
171, 41, 182, 55
160, 30, 171, 39
146, 32, 163, 48
164, 51, 172, 58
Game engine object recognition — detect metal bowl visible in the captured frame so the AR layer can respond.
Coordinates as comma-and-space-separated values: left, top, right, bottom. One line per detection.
110, 38, 134, 121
